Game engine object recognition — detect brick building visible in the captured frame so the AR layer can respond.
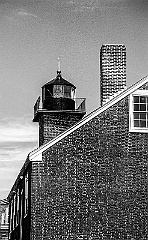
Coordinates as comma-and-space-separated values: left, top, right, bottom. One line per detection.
7, 46, 147, 240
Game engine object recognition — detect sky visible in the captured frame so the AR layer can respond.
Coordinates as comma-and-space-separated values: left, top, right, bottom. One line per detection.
0, 0, 148, 200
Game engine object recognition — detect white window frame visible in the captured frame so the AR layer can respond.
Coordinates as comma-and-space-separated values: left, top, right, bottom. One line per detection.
129, 90, 148, 132
10, 200, 13, 233
1, 210, 5, 225
24, 172, 28, 218
13, 194, 16, 229
16, 189, 20, 226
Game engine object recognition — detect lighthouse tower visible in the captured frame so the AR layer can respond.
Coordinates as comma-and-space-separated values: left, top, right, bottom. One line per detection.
33, 61, 86, 146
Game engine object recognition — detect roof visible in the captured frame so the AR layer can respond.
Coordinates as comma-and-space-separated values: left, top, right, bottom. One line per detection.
43, 71, 76, 89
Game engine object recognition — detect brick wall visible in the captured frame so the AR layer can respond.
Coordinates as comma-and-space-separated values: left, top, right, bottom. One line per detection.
35, 92, 148, 240
39, 112, 84, 146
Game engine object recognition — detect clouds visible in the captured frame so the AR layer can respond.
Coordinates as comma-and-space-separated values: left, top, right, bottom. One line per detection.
64, 0, 129, 13
66, 0, 148, 14
0, 117, 38, 162
0, 117, 38, 199
0, 118, 38, 143
17, 9, 37, 18
1, 6, 38, 23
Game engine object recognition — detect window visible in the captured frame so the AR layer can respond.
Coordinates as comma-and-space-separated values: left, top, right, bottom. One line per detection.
129, 90, 148, 132
16, 189, 20, 226
24, 173, 28, 217
9, 200, 13, 232
63, 86, 71, 98
13, 194, 16, 229
53, 85, 64, 98
1, 211, 5, 225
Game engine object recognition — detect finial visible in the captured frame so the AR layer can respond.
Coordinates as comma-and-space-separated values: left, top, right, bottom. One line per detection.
57, 57, 61, 75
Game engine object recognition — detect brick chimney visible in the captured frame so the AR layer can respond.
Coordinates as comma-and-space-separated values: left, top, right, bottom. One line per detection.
100, 44, 126, 106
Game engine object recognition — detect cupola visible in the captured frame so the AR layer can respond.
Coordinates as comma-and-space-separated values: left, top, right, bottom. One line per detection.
42, 70, 76, 111
33, 59, 86, 146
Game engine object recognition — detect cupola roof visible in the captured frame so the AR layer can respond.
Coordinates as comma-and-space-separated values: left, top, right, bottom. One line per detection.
43, 71, 76, 89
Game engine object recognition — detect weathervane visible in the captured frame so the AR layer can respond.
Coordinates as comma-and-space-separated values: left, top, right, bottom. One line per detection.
58, 56, 61, 73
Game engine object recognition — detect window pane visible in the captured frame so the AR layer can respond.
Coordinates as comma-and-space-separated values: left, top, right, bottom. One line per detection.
64, 86, 71, 98
134, 104, 139, 111
134, 113, 139, 119
140, 96, 146, 103
53, 85, 63, 98
140, 113, 146, 120
133, 96, 139, 103
140, 104, 146, 111
134, 120, 139, 127
140, 120, 146, 127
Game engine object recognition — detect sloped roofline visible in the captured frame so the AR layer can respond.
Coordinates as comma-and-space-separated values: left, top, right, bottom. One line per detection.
101, 44, 126, 47
42, 72, 76, 89
43, 78, 76, 88
29, 75, 148, 161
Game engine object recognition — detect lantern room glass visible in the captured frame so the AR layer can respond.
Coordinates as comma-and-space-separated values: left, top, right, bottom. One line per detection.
53, 85, 75, 99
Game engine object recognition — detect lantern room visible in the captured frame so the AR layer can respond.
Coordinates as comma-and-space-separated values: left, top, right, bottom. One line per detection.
42, 70, 76, 111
